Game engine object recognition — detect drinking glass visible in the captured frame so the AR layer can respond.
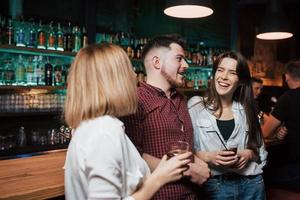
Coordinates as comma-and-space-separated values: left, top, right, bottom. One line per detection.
167, 140, 189, 159
226, 143, 238, 154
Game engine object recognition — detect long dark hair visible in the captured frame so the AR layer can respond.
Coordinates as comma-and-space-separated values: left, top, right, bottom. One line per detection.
204, 51, 263, 152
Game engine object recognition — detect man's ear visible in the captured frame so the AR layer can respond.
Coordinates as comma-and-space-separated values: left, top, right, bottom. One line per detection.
152, 56, 161, 70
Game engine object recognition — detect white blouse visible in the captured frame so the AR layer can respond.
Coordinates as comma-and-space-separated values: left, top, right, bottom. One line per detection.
64, 115, 150, 200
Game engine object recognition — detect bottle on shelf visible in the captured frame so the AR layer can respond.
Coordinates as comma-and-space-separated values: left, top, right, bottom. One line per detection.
15, 55, 27, 85
63, 22, 73, 52
4, 58, 15, 85
35, 55, 45, 85
126, 38, 134, 59
47, 21, 56, 50
15, 19, 26, 47
135, 38, 144, 59
56, 22, 64, 51
207, 48, 213, 66
82, 26, 88, 48
27, 20, 37, 48
6, 18, 14, 45
72, 26, 81, 52
26, 56, 35, 85
37, 20, 46, 49
44, 57, 53, 86
54, 59, 63, 86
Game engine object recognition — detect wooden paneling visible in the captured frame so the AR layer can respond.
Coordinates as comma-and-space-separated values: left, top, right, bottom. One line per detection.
0, 150, 66, 200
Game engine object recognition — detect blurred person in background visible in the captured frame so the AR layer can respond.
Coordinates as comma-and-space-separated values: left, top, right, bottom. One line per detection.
262, 59, 300, 191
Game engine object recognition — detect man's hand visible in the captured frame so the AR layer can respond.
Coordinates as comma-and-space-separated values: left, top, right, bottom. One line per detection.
182, 156, 210, 186
276, 126, 288, 140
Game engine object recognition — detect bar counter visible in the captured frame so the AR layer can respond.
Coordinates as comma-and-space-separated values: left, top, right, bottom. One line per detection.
0, 149, 66, 200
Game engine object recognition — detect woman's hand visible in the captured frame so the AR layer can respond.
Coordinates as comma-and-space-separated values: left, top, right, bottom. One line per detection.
151, 152, 192, 185
233, 149, 254, 169
201, 150, 238, 167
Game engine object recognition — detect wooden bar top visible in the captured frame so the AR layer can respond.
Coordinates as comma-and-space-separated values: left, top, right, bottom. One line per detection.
0, 149, 66, 200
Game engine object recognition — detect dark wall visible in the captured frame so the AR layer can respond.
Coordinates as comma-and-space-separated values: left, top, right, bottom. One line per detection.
23, 0, 84, 25
238, 1, 300, 62
0, 0, 9, 16
134, 0, 231, 48
16, 0, 231, 48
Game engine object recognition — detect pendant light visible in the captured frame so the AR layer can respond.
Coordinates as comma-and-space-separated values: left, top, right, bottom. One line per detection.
256, 0, 293, 40
164, 0, 213, 19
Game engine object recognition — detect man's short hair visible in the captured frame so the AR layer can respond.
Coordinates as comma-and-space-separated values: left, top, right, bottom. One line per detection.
141, 34, 186, 62
285, 59, 300, 79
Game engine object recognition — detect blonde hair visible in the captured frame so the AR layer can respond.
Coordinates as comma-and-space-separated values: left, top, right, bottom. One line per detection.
64, 43, 137, 128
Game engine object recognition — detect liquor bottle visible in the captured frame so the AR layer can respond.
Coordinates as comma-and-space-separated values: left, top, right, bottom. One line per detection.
207, 48, 213, 66
47, 21, 56, 50
26, 56, 35, 85
16, 19, 26, 47
27, 21, 37, 48
44, 57, 53, 86
6, 19, 14, 45
54, 61, 63, 86
56, 22, 64, 51
62, 63, 70, 85
82, 26, 88, 48
15, 55, 26, 85
4, 58, 15, 85
63, 22, 73, 52
127, 38, 134, 59
35, 55, 45, 85
72, 26, 81, 52
37, 20, 46, 49
136, 38, 143, 59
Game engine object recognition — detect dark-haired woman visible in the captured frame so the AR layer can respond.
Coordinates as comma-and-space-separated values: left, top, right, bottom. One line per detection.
188, 51, 267, 200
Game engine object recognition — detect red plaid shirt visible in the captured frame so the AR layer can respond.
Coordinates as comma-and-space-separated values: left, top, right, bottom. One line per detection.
121, 82, 197, 200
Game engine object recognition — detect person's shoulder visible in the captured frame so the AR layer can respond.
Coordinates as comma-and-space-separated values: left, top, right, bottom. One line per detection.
76, 116, 124, 139
277, 89, 297, 103
187, 96, 204, 110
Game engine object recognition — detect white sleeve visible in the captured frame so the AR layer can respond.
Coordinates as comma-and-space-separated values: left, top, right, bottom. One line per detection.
84, 128, 125, 199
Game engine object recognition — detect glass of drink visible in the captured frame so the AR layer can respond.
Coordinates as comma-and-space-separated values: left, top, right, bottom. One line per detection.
226, 143, 238, 154
167, 140, 190, 159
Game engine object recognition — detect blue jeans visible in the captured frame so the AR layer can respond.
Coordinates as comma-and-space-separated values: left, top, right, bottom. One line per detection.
203, 174, 266, 200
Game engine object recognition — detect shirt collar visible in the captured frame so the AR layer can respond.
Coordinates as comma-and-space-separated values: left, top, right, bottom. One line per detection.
139, 81, 178, 98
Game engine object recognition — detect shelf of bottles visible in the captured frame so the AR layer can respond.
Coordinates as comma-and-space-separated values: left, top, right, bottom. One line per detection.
96, 32, 229, 91
0, 16, 88, 53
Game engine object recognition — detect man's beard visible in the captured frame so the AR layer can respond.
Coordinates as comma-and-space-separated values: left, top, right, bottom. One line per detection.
161, 68, 184, 88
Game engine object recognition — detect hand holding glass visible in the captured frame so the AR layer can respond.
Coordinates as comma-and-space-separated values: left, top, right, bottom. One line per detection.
167, 141, 190, 159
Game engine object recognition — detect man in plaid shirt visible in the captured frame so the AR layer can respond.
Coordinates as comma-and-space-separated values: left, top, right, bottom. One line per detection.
122, 35, 210, 199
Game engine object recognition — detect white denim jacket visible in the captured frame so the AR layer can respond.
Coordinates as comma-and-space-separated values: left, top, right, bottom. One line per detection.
188, 96, 267, 176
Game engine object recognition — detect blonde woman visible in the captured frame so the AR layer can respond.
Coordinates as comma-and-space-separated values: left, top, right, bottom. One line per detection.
64, 43, 192, 200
